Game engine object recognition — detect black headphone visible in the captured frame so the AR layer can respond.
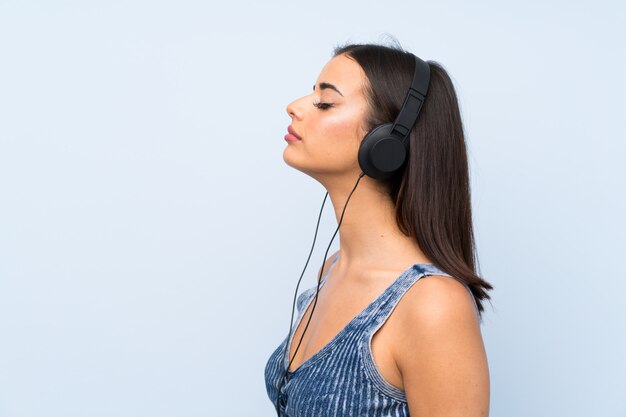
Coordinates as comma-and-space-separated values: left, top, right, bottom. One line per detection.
274, 53, 431, 416
357, 54, 431, 179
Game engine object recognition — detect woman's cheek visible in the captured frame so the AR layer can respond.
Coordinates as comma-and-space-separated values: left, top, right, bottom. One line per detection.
323, 117, 358, 143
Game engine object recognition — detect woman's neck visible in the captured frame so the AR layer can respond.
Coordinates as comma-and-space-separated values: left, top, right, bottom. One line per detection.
324, 173, 431, 273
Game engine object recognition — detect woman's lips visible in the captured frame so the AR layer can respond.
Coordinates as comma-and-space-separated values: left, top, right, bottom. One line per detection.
285, 125, 302, 142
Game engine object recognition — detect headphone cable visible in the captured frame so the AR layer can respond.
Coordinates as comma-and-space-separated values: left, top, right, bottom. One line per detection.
274, 171, 366, 415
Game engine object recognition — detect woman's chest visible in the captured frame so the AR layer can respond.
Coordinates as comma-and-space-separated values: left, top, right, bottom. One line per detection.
287, 277, 407, 391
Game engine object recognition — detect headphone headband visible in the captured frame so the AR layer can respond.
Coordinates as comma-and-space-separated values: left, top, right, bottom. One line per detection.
390, 55, 430, 141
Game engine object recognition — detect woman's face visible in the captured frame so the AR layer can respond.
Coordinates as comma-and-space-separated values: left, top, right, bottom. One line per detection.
283, 54, 370, 180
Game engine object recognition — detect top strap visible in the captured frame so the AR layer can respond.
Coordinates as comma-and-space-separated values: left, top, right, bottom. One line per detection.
296, 253, 340, 314
361, 263, 473, 331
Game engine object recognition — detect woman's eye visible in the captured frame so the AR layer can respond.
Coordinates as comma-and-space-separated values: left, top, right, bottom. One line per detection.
313, 101, 334, 110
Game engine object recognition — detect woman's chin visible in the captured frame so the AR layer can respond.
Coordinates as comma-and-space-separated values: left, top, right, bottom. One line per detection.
282, 151, 316, 177
282, 147, 304, 169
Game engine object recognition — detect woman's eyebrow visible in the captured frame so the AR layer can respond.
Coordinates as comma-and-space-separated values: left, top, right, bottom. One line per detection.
312, 82, 344, 97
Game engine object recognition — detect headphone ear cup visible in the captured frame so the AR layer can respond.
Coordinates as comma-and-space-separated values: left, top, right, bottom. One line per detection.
358, 123, 407, 180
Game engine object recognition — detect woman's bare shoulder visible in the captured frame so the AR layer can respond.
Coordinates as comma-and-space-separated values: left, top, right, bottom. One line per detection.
396, 274, 479, 328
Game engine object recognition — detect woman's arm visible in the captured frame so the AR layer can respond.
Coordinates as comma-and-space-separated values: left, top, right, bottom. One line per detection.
394, 275, 490, 417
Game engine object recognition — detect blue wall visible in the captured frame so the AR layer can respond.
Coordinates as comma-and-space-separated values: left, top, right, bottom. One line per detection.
0, 1, 624, 416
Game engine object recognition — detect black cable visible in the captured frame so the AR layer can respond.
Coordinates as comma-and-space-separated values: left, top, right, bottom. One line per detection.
273, 191, 326, 415
274, 171, 366, 415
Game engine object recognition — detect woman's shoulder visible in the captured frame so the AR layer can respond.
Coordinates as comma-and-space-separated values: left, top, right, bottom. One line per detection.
391, 273, 482, 366
398, 273, 479, 326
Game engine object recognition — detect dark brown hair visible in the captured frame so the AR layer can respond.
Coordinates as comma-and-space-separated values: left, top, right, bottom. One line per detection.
333, 43, 493, 319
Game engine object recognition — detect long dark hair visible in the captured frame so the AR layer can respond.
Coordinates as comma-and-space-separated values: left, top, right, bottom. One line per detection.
333, 43, 493, 319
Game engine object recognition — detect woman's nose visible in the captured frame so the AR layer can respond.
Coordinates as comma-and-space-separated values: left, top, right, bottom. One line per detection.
286, 99, 302, 120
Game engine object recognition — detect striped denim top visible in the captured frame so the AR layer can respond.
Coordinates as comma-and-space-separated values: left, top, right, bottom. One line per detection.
264, 254, 477, 416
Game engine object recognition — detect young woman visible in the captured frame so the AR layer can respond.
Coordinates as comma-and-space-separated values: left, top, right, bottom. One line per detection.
264, 43, 493, 417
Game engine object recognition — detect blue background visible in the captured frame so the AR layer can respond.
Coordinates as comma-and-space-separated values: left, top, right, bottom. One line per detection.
1, 1, 624, 416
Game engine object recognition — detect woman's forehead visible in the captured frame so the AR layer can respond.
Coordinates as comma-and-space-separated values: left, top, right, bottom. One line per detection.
315, 55, 366, 98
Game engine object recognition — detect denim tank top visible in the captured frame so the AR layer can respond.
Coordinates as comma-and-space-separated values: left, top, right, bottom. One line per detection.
264, 254, 478, 416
